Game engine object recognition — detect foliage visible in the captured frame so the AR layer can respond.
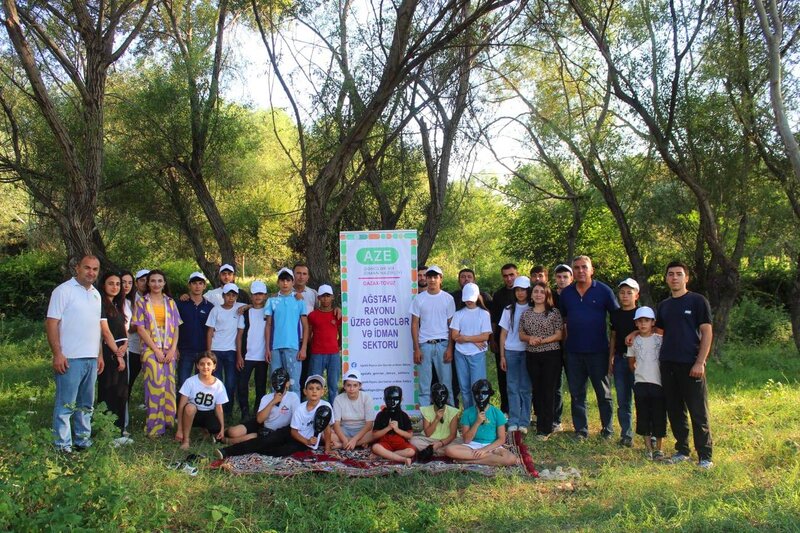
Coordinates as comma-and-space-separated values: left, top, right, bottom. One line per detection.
0, 251, 63, 319
727, 296, 791, 345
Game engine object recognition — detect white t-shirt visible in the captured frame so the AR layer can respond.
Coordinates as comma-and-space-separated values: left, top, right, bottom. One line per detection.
291, 399, 335, 450
206, 303, 245, 351
410, 290, 456, 342
498, 303, 530, 351
179, 375, 229, 411
128, 293, 143, 353
257, 391, 300, 430
244, 307, 267, 361
204, 287, 225, 307
297, 286, 318, 314
46, 278, 102, 359
626, 334, 663, 385
333, 391, 376, 430
450, 306, 492, 355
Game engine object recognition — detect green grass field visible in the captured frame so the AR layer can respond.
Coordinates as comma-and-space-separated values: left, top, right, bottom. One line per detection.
1, 317, 798, 532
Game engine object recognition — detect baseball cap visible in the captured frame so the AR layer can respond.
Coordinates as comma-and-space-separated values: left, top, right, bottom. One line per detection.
222, 283, 239, 294
305, 374, 325, 388
277, 267, 294, 280
618, 278, 640, 292
554, 264, 573, 275
634, 306, 655, 320
512, 276, 531, 289
318, 284, 334, 296
343, 369, 362, 384
135, 269, 150, 280
219, 263, 235, 273
188, 271, 207, 283
250, 280, 267, 294
462, 282, 480, 303
425, 265, 443, 276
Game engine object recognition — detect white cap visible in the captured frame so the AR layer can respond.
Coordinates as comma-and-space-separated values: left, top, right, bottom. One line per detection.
305, 374, 325, 388
462, 282, 480, 303
618, 278, 640, 292
554, 264, 573, 274
222, 283, 239, 294
135, 269, 150, 280
188, 271, 208, 283
277, 267, 294, 279
250, 280, 267, 294
512, 276, 531, 289
342, 369, 362, 384
634, 306, 655, 320
425, 265, 443, 276
318, 284, 334, 296
219, 263, 235, 273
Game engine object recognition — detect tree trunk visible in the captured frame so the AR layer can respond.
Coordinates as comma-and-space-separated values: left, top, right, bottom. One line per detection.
182, 165, 235, 271
706, 263, 740, 359
790, 254, 800, 355
304, 192, 332, 285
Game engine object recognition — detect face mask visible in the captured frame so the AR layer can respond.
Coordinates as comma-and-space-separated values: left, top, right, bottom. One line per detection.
271, 368, 290, 394
313, 405, 332, 436
431, 383, 449, 410
471, 379, 493, 411
384, 386, 402, 412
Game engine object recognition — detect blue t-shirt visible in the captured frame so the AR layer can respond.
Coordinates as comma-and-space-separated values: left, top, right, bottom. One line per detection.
176, 297, 214, 352
265, 293, 307, 350
655, 292, 712, 364
461, 405, 507, 444
559, 280, 619, 353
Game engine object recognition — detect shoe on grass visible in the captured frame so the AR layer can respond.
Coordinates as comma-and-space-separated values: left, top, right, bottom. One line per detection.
698, 459, 714, 469
670, 452, 691, 464
552, 423, 563, 433
652, 450, 665, 461
600, 430, 613, 440
573, 433, 588, 442
618, 437, 633, 448
113, 436, 134, 447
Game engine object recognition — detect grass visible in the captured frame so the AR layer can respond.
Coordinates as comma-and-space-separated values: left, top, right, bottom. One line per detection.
0, 317, 799, 532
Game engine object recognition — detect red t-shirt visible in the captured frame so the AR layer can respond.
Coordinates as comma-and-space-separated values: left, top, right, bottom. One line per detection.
308, 309, 342, 355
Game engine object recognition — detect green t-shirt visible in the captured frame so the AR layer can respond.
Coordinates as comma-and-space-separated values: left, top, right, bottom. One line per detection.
460, 405, 507, 444
420, 405, 460, 440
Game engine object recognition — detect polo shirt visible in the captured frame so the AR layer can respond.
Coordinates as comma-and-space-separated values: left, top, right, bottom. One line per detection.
46, 278, 102, 359
656, 292, 712, 364
176, 297, 214, 352
559, 280, 619, 353
265, 292, 307, 350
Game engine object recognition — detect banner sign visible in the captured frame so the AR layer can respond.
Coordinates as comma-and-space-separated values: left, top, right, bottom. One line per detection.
340, 230, 418, 413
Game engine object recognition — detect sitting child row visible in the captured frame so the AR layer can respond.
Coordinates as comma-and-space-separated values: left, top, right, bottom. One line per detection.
178, 353, 523, 467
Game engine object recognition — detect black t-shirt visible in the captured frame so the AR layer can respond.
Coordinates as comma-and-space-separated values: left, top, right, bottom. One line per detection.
655, 292, 712, 363
609, 308, 637, 356
101, 305, 127, 357
373, 409, 412, 434
491, 286, 516, 325
452, 289, 493, 311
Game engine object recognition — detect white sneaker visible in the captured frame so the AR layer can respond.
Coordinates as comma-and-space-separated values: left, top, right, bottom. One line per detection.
698, 459, 714, 469
113, 436, 134, 447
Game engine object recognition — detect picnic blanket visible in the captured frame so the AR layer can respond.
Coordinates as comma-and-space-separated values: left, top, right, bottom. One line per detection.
212, 432, 539, 478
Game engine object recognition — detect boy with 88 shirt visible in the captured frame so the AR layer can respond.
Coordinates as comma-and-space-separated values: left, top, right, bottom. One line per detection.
176, 351, 228, 450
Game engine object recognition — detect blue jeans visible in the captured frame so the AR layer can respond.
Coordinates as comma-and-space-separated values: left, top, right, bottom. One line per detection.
177, 350, 200, 393
418, 342, 452, 406
309, 353, 341, 403
614, 353, 635, 439
454, 349, 487, 410
212, 350, 237, 416
271, 348, 300, 393
566, 351, 614, 436
504, 350, 531, 427
53, 357, 97, 450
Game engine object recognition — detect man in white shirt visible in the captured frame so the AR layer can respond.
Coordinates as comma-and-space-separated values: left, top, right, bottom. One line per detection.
410, 266, 456, 406
46, 255, 103, 452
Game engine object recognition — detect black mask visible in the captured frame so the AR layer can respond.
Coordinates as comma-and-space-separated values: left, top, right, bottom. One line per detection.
431, 383, 449, 410
384, 386, 402, 413
313, 405, 332, 436
271, 368, 290, 394
471, 379, 494, 412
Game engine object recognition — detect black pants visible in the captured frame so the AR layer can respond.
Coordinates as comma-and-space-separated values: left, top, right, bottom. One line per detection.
127, 351, 142, 402
237, 360, 267, 420
98, 350, 129, 433
220, 426, 303, 458
634, 382, 667, 437
493, 350, 509, 414
526, 349, 562, 435
660, 361, 713, 460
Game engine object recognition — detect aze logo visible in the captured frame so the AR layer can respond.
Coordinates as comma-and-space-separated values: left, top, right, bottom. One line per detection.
356, 247, 399, 265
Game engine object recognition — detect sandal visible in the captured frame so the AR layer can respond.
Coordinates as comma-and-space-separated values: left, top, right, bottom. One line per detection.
180, 463, 198, 476
167, 461, 183, 470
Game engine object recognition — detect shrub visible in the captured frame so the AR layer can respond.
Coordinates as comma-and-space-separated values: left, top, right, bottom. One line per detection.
727, 296, 790, 345
0, 251, 64, 319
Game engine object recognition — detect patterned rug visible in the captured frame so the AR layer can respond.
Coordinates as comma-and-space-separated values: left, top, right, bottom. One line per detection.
212, 433, 538, 478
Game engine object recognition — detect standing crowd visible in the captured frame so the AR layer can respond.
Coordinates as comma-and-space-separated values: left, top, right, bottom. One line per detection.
46, 254, 713, 469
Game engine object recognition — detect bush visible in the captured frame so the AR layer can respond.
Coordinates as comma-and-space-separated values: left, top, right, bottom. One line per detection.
727, 296, 790, 345
0, 251, 64, 319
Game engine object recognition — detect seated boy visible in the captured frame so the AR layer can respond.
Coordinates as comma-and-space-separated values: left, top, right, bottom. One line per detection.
371, 386, 415, 466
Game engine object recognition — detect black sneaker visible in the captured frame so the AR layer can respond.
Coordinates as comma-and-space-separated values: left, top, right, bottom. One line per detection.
619, 437, 633, 448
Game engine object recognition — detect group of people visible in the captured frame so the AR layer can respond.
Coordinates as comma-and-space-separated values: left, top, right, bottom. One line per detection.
46, 253, 713, 470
